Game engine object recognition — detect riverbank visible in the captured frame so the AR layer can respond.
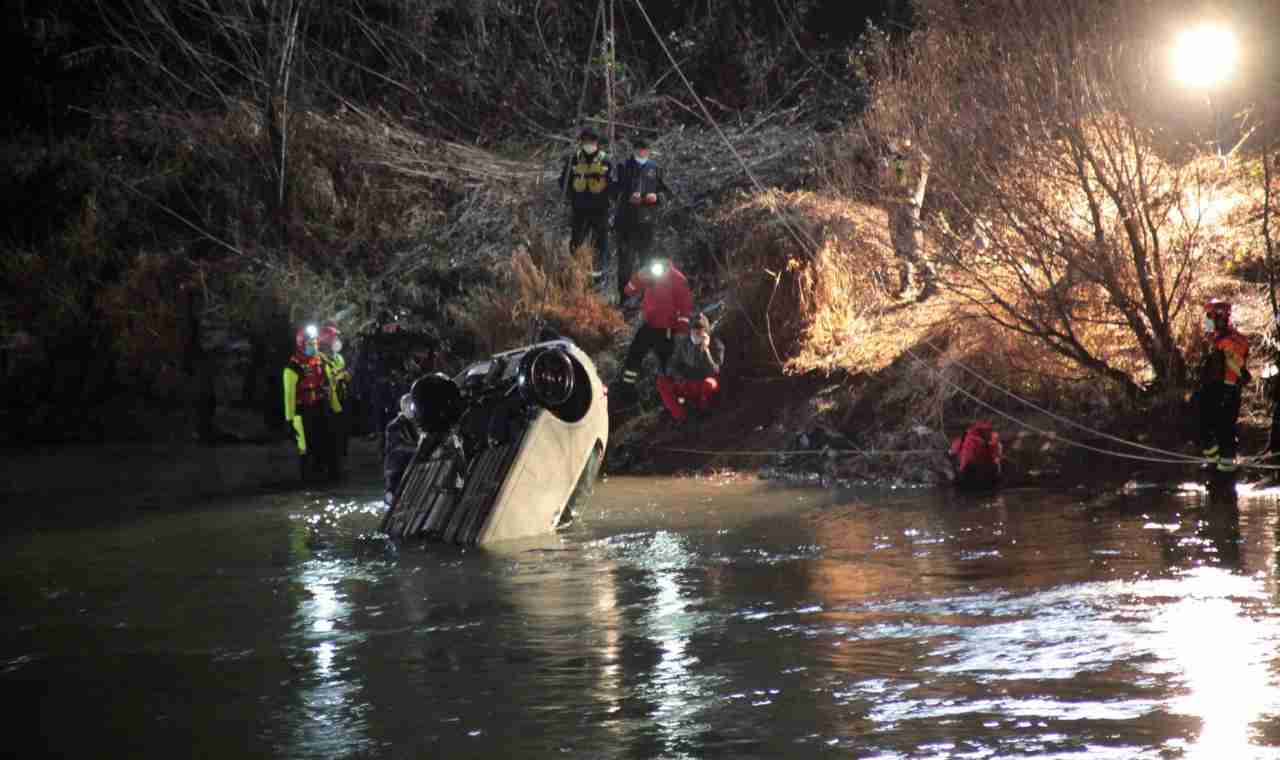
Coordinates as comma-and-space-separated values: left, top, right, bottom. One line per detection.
2, 436, 383, 533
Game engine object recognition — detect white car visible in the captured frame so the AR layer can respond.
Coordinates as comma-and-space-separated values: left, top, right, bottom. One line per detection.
379, 338, 608, 545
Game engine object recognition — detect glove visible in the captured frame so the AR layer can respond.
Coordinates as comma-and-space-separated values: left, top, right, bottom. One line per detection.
630, 192, 642, 205
665, 328, 671, 339
645, 192, 658, 205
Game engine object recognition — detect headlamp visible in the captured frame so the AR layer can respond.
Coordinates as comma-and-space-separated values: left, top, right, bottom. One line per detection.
305, 324, 318, 339
649, 260, 666, 278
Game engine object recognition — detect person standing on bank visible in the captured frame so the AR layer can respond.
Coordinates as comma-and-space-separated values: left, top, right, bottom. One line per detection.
1198, 299, 1250, 473
318, 323, 352, 472
616, 254, 693, 408
612, 137, 671, 304
883, 136, 936, 301
559, 127, 613, 276
283, 325, 341, 482
657, 312, 724, 426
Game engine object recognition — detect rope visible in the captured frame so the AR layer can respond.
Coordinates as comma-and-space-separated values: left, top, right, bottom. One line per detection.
915, 336, 1204, 464
632, 445, 942, 457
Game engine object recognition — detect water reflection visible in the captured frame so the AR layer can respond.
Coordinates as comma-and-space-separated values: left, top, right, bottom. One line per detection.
10, 473, 1280, 757
283, 496, 381, 758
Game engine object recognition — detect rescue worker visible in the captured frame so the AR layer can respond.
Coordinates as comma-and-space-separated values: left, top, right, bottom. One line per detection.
1198, 299, 1250, 472
948, 420, 1002, 490
559, 127, 614, 276
383, 393, 421, 505
883, 136, 935, 301
612, 137, 671, 303
616, 254, 693, 409
283, 325, 341, 482
318, 323, 351, 459
657, 312, 724, 425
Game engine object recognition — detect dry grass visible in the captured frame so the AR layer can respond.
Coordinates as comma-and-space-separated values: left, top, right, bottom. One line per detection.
448, 232, 626, 356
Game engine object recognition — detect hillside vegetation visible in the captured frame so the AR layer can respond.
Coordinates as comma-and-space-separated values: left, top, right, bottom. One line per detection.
4, 0, 1280, 471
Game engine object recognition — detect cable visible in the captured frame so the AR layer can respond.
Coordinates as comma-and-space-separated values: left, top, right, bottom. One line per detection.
914, 335, 1204, 463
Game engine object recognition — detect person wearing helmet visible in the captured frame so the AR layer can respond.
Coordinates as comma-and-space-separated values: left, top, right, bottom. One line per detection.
612, 137, 672, 304
383, 392, 421, 505
1198, 299, 1250, 472
558, 127, 614, 277
317, 323, 351, 464
283, 324, 341, 482
614, 254, 693, 412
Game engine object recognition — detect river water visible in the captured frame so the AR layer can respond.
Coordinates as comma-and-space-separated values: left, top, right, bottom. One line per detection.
6, 471, 1280, 759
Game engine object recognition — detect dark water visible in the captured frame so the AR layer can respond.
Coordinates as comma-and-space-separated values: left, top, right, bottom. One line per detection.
6, 472, 1280, 759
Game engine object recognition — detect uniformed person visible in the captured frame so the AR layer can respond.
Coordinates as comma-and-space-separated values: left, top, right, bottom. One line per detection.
612, 137, 672, 303
559, 127, 614, 276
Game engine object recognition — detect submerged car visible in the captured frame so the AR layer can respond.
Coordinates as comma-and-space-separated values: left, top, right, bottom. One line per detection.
379, 338, 608, 545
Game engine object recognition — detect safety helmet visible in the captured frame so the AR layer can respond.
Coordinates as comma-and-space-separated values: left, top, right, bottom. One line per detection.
318, 323, 340, 350
1205, 299, 1232, 323
295, 324, 319, 353
578, 127, 600, 142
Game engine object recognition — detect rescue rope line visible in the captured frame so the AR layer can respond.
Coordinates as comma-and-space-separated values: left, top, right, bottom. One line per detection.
630, 0, 824, 259
635, 445, 942, 457
915, 336, 1204, 464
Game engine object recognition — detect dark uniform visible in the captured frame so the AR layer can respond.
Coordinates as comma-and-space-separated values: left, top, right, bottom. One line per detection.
612, 144, 671, 303
559, 129, 613, 274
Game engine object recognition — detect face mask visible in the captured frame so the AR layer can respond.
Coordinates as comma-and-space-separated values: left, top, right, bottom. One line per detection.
581, 143, 598, 154
304, 345, 317, 357
1203, 317, 1215, 333
635, 154, 649, 165
331, 339, 343, 353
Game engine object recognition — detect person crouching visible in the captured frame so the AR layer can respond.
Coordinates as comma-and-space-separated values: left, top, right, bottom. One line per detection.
657, 312, 724, 425
949, 421, 1002, 490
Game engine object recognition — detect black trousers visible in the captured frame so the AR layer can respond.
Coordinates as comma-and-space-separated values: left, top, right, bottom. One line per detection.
300, 406, 339, 481
623, 323, 675, 381
1199, 381, 1242, 459
569, 209, 610, 271
614, 223, 655, 301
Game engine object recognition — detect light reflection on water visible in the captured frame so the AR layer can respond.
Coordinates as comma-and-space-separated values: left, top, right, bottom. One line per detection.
4, 474, 1280, 757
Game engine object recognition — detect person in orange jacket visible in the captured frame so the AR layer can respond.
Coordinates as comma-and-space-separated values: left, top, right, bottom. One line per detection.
948, 420, 1002, 490
616, 254, 693, 408
1198, 299, 1250, 472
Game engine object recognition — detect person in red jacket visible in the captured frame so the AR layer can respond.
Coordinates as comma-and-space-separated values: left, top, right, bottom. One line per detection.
949, 420, 1002, 490
616, 254, 693, 407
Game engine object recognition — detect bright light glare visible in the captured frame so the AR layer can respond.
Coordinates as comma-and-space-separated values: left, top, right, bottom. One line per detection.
305, 324, 319, 338
649, 261, 666, 277
1172, 24, 1238, 89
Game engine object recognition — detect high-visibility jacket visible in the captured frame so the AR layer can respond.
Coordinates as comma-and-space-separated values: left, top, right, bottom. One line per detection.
320, 351, 350, 412
560, 149, 613, 211
624, 264, 693, 332
283, 353, 339, 419
1201, 328, 1250, 386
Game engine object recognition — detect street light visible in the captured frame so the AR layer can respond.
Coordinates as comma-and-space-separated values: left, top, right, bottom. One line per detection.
1172, 23, 1238, 90
1171, 23, 1238, 163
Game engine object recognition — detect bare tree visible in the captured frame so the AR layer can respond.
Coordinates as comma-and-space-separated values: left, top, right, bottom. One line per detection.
864, 0, 1232, 395
98, 0, 312, 230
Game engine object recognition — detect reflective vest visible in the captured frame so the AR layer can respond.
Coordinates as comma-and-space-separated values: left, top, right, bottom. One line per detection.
321, 352, 349, 409
568, 149, 610, 199
289, 354, 331, 408
1207, 329, 1250, 386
